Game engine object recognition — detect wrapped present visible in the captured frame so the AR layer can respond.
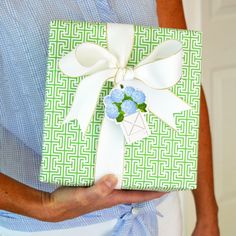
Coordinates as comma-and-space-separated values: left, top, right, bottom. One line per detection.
40, 20, 202, 191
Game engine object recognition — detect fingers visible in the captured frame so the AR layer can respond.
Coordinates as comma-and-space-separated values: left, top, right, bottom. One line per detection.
111, 190, 168, 204
83, 174, 118, 203
77, 174, 167, 208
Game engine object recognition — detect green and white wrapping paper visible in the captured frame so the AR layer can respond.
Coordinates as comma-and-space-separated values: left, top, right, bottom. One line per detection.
40, 20, 202, 191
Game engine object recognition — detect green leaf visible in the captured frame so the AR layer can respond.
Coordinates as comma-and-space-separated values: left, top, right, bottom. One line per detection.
114, 102, 122, 112
124, 94, 133, 101
140, 108, 147, 112
120, 84, 124, 89
116, 114, 124, 122
137, 103, 147, 111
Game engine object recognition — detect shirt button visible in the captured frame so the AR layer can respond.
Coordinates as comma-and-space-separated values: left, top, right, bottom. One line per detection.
131, 207, 140, 215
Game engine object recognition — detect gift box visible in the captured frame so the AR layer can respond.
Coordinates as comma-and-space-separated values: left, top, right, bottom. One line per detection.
40, 20, 202, 191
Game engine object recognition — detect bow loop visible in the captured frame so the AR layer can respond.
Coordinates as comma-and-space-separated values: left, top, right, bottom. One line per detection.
111, 201, 161, 236
134, 40, 183, 89
59, 42, 117, 77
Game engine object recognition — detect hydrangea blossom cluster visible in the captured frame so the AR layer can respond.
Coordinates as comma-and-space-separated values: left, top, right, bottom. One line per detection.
104, 86, 147, 122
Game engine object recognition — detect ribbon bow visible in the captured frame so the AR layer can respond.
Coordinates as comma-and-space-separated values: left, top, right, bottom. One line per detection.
59, 23, 191, 188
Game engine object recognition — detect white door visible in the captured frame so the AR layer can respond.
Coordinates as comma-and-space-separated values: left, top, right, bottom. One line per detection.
181, 0, 236, 235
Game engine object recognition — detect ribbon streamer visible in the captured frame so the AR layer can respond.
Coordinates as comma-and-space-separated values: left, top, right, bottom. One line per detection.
59, 23, 191, 188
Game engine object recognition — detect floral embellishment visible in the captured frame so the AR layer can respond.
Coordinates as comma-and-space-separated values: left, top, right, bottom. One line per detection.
104, 86, 147, 123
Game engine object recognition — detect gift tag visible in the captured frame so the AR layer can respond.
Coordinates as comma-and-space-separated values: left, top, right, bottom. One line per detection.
103, 86, 150, 144
120, 110, 150, 144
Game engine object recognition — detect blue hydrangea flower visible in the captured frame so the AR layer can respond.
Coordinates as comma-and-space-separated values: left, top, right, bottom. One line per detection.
121, 100, 137, 115
103, 95, 113, 106
105, 104, 119, 119
124, 86, 135, 96
110, 89, 124, 103
131, 90, 146, 104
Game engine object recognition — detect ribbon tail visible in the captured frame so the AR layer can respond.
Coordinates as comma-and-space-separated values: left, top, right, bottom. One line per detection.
148, 89, 191, 130
122, 80, 191, 130
111, 213, 133, 236
136, 213, 158, 236
135, 200, 162, 236
63, 70, 113, 134
112, 217, 137, 236
95, 117, 125, 189
111, 211, 157, 236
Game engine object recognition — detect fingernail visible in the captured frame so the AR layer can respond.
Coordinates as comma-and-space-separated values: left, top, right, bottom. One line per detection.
103, 174, 118, 188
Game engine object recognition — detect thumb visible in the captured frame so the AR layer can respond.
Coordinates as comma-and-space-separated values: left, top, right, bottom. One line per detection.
86, 174, 118, 200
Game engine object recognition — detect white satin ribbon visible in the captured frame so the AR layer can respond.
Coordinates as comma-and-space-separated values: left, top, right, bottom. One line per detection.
59, 23, 191, 188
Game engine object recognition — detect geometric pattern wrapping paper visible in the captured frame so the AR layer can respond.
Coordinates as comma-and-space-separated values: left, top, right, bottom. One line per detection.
40, 20, 202, 191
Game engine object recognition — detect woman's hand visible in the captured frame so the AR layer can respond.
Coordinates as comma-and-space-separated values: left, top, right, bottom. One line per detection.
41, 174, 166, 222
0, 171, 166, 222
192, 200, 220, 236
192, 218, 220, 236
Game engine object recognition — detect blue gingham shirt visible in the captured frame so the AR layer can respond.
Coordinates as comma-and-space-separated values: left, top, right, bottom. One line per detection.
0, 0, 167, 234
